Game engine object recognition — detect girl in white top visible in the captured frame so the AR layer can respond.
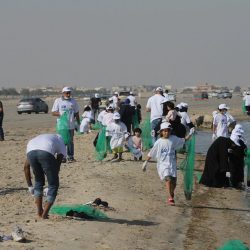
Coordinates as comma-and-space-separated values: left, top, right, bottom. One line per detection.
212, 104, 229, 140
80, 106, 92, 134
142, 122, 192, 205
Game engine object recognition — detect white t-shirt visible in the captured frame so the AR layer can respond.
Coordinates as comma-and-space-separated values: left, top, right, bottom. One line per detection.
148, 136, 185, 180
97, 110, 107, 123
112, 95, 119, 108
179, 112, 191, 128
80, 117, 90, 133
26, 134, 66, 157
127, 95, 136, 107
102, 112, 114, 126
146, 94, 165, 122
213, 113, 228, 138
243, 95, 250, 106
51, 97, 80, 129
106, 122, 127, 149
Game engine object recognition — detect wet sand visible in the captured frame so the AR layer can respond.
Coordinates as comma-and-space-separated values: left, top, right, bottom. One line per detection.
0, 95, 249, 249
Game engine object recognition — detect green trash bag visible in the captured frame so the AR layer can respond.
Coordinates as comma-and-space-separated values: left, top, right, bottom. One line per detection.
139, 113, 153, 150
245, 148, 250, 187
95, 126, 108, 161
92, 121, 102, 130
50, 204, 108, 220
218, 240, 249, 250
132, 113, 139, 131
56, 111, 70, 145
179, 134, 196, 200
242, 101, 246, 114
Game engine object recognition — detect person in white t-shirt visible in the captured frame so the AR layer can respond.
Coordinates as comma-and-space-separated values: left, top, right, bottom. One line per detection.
106, 112, 127, 162
243, 91, 250, 115
112, 92, 120, 110
127, 91, 137, 107
24, 134, 66, 219
80, 106, 92, 134
51, 87, 80, 163
212, 104, 229, 141
142, 122, 193, 206
146, 87, 165, 144
178, 103, 195, 132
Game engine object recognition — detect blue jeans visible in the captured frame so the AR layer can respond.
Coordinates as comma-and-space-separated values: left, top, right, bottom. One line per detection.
0, 114, 4, 140
67, 129, 74, 160
151, 118, 162, 144
27, 150, 59, 203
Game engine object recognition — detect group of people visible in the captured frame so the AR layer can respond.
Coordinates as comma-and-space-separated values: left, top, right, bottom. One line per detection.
19, 86, 248, 217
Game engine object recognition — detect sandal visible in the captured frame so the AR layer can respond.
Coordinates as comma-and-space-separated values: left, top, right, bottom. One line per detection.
168, 198, 175, 206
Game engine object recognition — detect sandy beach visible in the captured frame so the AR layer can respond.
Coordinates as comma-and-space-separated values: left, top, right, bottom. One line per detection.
0, 95, 249, 250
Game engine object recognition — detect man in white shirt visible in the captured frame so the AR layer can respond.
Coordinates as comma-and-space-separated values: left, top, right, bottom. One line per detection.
146, 87, 165, 144
24, 134, 66, 219
127, 91, 137, 107
51, 87, 80, 162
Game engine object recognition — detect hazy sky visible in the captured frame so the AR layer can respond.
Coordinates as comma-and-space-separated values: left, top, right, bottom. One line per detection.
0, 0, 250, 89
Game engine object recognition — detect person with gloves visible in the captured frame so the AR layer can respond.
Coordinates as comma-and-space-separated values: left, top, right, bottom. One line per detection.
142, 122, 193, 206
24, 134, 66, 219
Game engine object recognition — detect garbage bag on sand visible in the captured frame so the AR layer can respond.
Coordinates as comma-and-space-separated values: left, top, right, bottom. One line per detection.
217, 239, 249, 250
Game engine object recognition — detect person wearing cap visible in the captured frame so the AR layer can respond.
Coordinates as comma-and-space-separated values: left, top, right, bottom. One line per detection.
102, 105, 114, 126
200, 128, 245, 188
178, 103, 195, 133
90, 93, 101, 122
146, 87, 165, 144
24, 134, 66, 219
142, 122, 193, 205
0, 100, 4, 141
51, 87, 80, 163
127, 91, 137, 108
212, 104, 230, 141
106, 112, 127, 162
163, 89, 170, 100
119, 98, 134, 133
111, 92, 120, 109
243, 91, 250, 115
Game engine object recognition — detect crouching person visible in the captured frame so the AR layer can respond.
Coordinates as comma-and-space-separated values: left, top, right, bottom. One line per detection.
24, 134, 66, 219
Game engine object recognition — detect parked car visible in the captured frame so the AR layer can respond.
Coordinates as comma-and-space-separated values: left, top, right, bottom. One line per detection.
208, 92, 218, 98
217, 91, 232, 99
17, 97, 49, 114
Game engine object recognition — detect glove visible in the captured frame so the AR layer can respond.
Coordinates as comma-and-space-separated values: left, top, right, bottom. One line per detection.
28, 186, 34, 195
189, 127, 195, 136
212, 133, 217, 141
142, 161, 148, 172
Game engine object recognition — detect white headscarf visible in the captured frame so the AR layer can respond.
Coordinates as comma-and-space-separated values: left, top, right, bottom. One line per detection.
230, 124, 246, 146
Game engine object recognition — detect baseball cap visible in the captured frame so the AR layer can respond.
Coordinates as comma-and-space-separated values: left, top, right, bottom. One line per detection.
160, 122, 172, 131
113, 112, 121, 120
181, 102, 188, 108
62, 86, 72, 93
155, 87, 163, 92
218, 104, 230, 110
114, 91, 119, 95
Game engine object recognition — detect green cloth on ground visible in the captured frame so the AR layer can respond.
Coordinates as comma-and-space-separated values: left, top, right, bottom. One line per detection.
218, 240, 249, 250
50, 204, 108, 220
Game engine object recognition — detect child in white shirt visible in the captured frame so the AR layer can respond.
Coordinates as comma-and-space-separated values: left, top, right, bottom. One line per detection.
142, 122, 192, 205
80, 106, 92, 134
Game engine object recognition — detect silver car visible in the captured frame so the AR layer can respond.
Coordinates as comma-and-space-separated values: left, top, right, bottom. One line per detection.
17, 97, 49, 114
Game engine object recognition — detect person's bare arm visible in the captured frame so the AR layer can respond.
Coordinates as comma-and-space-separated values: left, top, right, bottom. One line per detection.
24, 158, 32, 187
146, 107, 151, 112
52, 111, 60, 117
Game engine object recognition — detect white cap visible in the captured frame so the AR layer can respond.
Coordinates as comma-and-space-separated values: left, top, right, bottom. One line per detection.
161, 98, 169, 104
218, 104, 230, 110
155, 87, 163, 92
114, 91, 119, 95
113, 112, 121, 120
62, 86, 72, 93
129, 91, 133, 95
176, 103, 183, 109
181, 102, 188, 108
95, 93, 99, 98
106, 105, 114, 110
160, 122, 172, 131
109, 97, 113, 101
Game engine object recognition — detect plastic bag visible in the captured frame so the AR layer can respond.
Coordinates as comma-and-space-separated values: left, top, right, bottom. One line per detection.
56, 111, 70, 145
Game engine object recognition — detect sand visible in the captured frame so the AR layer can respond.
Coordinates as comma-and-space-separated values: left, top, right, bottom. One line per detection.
0, 95, 249, 250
